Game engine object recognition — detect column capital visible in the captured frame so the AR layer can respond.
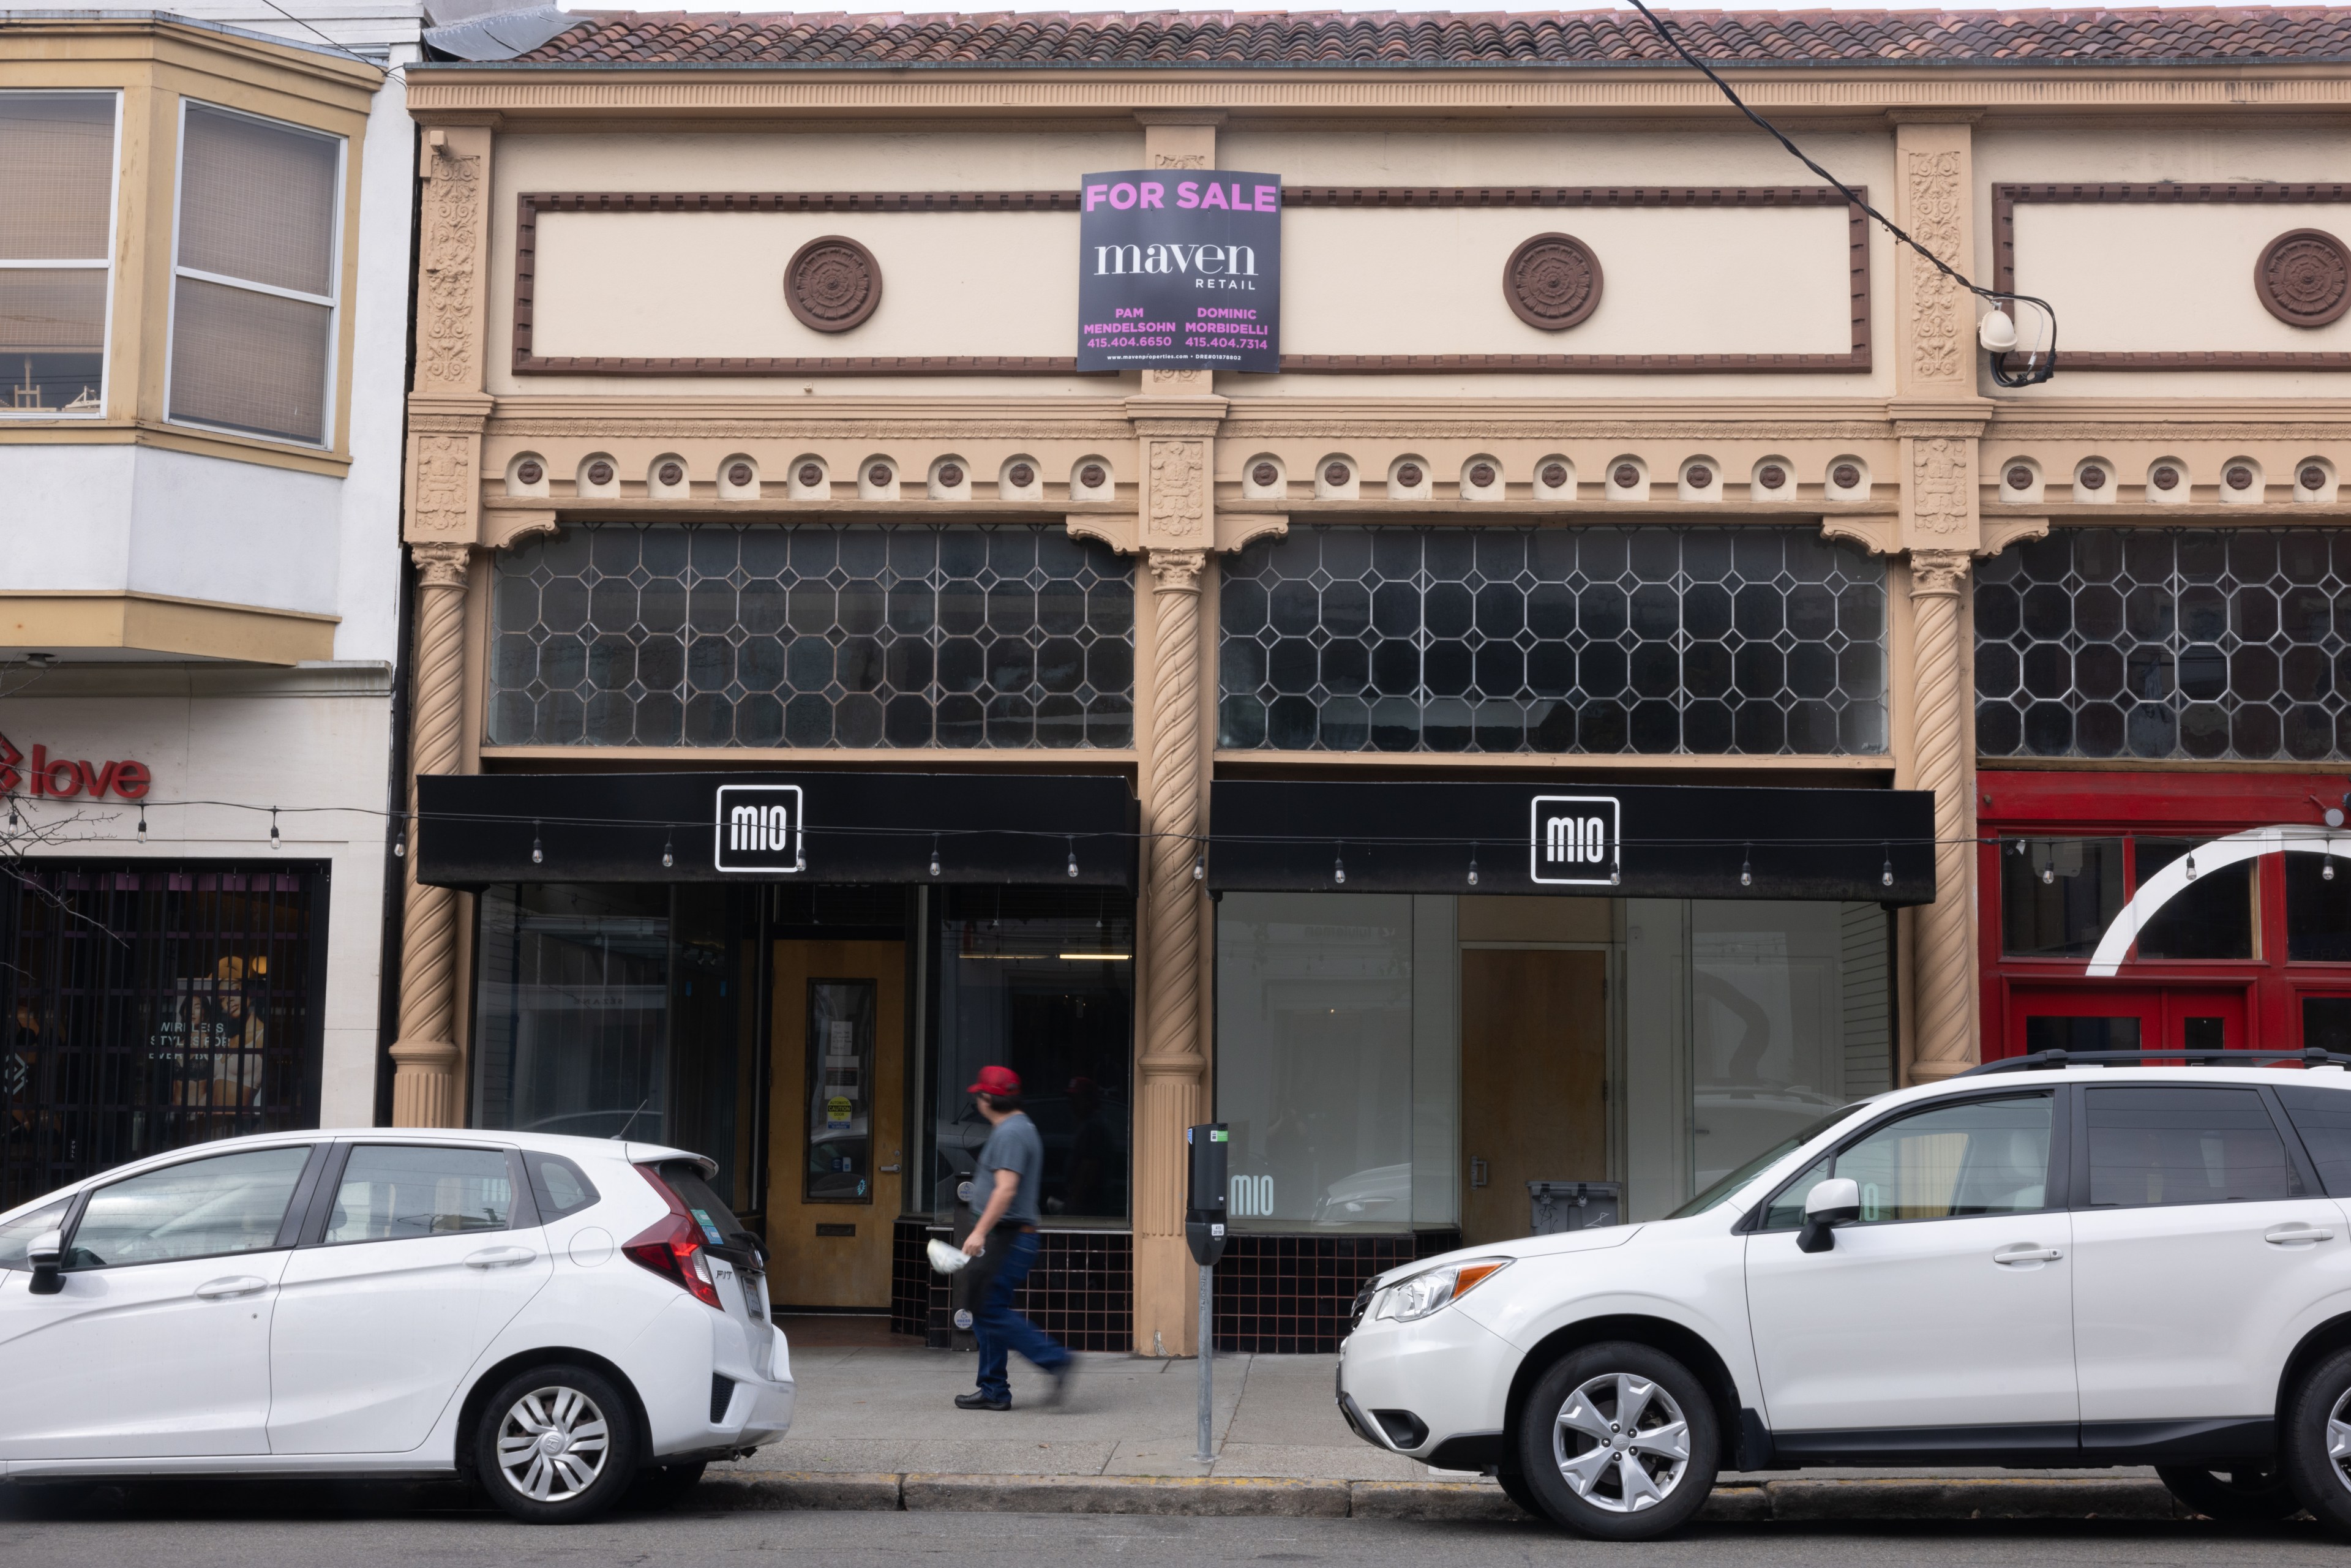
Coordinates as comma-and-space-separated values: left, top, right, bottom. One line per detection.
1146, 547, 1208, 593
410, 539, 474, 589
1908, 547, 1973, 596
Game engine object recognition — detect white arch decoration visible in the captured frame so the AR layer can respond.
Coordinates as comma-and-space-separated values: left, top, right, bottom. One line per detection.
2086, 825, 2351, 977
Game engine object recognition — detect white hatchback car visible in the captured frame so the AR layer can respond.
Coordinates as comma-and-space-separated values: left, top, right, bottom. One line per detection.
1340, 1054, 2351, 1540
0, 1128, 792, 1523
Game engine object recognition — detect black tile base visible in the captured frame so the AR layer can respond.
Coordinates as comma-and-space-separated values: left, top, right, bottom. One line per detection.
1213, 1230, 1461, 1354
890, 1217, 1134, 1352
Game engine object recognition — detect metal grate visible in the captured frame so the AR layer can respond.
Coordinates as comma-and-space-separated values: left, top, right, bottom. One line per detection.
1218, 525, 1888, 755
1, 863, 324, 1208
1976, 528, 2351, 762
488, 523, 1136, 750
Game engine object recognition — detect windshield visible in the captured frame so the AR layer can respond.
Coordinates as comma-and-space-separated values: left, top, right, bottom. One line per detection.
1666, 1104, 1865, 1220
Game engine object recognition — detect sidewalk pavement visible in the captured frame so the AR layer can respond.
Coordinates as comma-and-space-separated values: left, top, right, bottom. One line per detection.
707, 1327, 2192, 1523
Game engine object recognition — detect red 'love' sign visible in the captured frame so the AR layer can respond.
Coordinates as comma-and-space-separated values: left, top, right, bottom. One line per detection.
0, 731, 150, 800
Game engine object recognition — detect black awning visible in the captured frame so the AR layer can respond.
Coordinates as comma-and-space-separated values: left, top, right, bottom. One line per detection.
414, 771, 1139, 890
1206, 779, 1937, 904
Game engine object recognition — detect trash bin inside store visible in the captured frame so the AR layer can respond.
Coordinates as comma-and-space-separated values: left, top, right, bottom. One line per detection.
1528, 1180, 1620, 1235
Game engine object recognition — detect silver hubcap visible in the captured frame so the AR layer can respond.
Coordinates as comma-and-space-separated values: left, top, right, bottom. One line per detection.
1551, 1373, 1691, 1514
497, 1385, 611, 1502
2328, 1389, 2351, 1496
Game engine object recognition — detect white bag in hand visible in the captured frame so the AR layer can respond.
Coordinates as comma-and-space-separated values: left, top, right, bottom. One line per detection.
927, 1237, 972, 1275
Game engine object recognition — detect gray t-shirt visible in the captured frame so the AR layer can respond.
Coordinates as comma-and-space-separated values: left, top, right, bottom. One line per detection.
973, 1111, 1044, 1228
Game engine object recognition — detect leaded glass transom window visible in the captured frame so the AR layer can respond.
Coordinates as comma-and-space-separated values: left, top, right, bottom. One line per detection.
1218, 526, 1887, 755
490, 524, 1134, 749
1975, 529, 2351, 762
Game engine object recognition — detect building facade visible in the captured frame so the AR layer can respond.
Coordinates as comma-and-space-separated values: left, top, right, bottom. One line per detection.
0, 5, 421, 1207
391, 9, 2351, 1353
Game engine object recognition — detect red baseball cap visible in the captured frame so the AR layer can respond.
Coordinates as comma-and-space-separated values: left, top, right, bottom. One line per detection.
967, 1065, 1021, 1096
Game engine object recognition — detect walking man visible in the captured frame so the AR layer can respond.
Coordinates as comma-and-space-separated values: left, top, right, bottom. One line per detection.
955, 1065, 1074, 1411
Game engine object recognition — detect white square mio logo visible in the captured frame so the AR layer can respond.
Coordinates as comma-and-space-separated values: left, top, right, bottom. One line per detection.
716, 784, 804, 873
1529, 795, 1620, 886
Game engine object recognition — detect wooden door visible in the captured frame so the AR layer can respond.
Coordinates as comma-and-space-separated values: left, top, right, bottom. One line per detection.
1460, 948, 1607, 1247
765, 939, 905, 1310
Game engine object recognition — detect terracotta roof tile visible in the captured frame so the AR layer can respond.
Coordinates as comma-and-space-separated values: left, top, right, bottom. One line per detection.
503, 9, 2351, 68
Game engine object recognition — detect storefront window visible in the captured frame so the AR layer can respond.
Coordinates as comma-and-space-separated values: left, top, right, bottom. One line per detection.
2134, 839, 2255, 960
1218, 525, 1886, 756
923, 886, 1133, 1221
2290, 857, 2351, 963
1687, 901, 1884, 1193
1976, 528, 2351, 762
489, 523, 1134, 750
473, 884, 671, 1142
1999, 837, 2125, 957
1, 863, 322, 1209
1214, 893, 1455, 1231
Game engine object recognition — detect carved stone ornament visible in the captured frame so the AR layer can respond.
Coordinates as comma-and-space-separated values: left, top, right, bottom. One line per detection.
1504, 233, 1603, 331
785, 235, 883, 333
1908, 547, 1971, 598
410, 435, 474, 538
417, 153, 481, 390
1147, 440, 1208, 540
1910, 439, 1969, 536
2256, 229, 2351, 328
1905, 150, 1968, 384
410, 539, 472, 590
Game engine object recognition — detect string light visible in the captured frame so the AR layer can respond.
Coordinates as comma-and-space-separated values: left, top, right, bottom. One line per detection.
1466, 846, 1480, 888
2184, 853, 2198, 882
6, 794, 16, 828
1191, 846, 1205, 882
1881, 845, 1894, 888
1332, 843, 1346, 886
136, 807, 147, 844
531, 820, 543, 866
269, 809, 280, 851
1740, 844, 1752, 888
392, 817, 405, 858
929, 836, 942, 878
1066, 837, 1079, 879
661, 830, 674, 870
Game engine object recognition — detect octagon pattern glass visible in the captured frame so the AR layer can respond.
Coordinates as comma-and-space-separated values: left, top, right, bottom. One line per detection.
1975, 528, 2351, 762
1217, 526, 1888, 755
489, 523, 1135, 749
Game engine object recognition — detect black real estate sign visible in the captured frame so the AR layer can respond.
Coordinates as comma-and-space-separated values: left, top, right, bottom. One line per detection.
1076, 169, 1281, 373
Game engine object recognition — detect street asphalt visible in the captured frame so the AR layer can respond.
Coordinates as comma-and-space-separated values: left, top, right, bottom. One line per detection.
0, 1485, 2338, 1567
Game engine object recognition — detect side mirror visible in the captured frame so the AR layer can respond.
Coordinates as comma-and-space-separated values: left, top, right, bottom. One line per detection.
26, 1229, 64, 1296
1796, 1178, 1861, 1255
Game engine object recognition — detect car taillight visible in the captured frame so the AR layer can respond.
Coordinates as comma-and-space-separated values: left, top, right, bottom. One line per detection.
626, 1165, 724, 1311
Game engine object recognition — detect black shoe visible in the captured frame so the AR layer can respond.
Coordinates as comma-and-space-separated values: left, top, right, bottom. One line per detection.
1040, 1360, 1076, 1409
954, 1390, 1011, 1412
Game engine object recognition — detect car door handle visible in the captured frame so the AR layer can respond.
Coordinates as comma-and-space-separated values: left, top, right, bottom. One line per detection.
194, 1275, 270, 1299
1992, 1244, 2063, 1265
465, 1245, 538, 1269
2266, 1225, 2336, 1247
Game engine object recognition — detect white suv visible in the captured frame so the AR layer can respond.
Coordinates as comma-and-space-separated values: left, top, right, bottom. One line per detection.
0, 1129, 792, 1523
1339, 1054, 2351, 1539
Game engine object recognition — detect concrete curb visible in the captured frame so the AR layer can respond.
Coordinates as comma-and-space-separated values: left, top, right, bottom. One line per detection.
699, 1472, 2194, 1523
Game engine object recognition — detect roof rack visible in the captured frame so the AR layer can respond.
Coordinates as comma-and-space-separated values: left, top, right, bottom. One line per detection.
1960, 1048, 2351, 1078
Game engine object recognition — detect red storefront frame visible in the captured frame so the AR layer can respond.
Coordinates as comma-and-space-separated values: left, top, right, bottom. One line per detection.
1978, 770, 2351, 1061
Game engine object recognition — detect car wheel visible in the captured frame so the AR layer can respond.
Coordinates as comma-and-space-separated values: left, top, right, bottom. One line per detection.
1513, 1341, 1719, 1541
2156, 1464, 2303, 1521
623, 1460, 709, 1512
2284, 1347, 2351, 1537
474, 1364, 640, 1525
1494, 1465, 1545, 1520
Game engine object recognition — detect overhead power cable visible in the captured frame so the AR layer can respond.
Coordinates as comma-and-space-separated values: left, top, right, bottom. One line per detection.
1622, 0, 2058, 386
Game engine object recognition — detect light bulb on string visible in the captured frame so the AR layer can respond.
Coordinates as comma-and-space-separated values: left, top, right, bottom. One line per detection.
1466, 846, 1480, 888
1333, 844, 1346, 887
392, 817, 406, 858
136, 807, 147, 844
929, 836, 942, 878
662, 829, 675, 870
6, 794, 17, 828
1067, 837, 1079, 879
2185, 853, 2198, 882
1881, 845, 1894, 889
1740, 844, 1753, 888
531, 820, 543, 866
1191, 844, 1205, 882
269, 809, 281, 852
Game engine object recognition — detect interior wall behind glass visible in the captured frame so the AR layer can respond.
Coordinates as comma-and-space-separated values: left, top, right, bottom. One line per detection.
1216, 892, 1459, 1231
473, 884, 670, 1141
1689, 901, 1848, 1192
923, 886, 1134, 1221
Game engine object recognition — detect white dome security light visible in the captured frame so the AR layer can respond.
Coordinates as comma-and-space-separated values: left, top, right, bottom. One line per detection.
1978, 309, 2019, 353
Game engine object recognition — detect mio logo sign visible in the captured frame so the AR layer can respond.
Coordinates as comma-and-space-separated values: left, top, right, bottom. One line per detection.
1530, 795, 1621, 887
716, 785, 803, 873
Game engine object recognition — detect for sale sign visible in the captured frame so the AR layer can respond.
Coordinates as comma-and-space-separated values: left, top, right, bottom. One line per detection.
1076, 170, 1281, 373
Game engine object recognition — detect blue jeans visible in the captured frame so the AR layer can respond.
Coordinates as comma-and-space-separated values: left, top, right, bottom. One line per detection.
974, 1228, 1070, 1401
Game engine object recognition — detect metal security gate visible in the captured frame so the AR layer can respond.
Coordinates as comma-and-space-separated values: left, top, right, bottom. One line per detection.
1, 862, 326, 1209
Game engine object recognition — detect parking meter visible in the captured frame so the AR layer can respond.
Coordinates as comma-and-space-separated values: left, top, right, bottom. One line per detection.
1185, 1123, 1228, 1266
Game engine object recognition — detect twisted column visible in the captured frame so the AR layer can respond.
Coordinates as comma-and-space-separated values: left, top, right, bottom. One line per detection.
1908, 549, 1975, 1080
390, 541, 473, 1127
1135, 547, 1209, 1353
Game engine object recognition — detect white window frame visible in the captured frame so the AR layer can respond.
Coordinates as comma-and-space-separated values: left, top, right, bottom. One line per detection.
0, 88, 122, 421
163, 96, 346, 451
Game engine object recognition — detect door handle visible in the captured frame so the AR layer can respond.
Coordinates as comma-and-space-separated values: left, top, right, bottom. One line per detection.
879, 1165, 902, 1174
465, 1245, 538, 1269
1992, 1244, 2063, 1266
2266, 1225, 2336, 1247
194, 1275, 269, 1299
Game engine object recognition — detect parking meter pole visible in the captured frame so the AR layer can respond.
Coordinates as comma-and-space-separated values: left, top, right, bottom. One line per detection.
1184, 1123, 1230, 1468
1196, 1262, 1214, 1463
